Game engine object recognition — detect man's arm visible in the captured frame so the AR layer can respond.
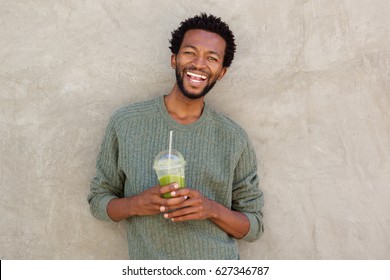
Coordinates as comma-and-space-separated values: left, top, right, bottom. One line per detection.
209, 199, 250, 238
88, 114, 125, 222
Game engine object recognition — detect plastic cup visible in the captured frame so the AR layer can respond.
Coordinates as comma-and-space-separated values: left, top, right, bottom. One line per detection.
153, 149, 186, 198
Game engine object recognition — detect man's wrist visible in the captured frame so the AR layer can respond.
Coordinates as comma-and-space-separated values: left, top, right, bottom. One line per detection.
125, 195, 139, 217
208, 199, 223, 221
107, 196, 139, 221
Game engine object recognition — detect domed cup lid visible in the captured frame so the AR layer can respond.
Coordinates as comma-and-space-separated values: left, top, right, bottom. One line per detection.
153, 149, 186, 170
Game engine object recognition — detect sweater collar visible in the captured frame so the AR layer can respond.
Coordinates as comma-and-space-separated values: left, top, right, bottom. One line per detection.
157, 95, 211, 130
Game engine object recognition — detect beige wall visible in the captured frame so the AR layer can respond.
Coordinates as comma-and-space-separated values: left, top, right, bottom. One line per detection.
1, 0, 389, 259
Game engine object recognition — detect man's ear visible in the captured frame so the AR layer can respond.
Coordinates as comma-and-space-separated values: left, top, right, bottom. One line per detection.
171, 54, 177, 69
218, 67, 228, 80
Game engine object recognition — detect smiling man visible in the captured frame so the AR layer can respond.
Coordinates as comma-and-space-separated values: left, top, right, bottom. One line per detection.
173, 28, 227, 100
88, 13, 264, 260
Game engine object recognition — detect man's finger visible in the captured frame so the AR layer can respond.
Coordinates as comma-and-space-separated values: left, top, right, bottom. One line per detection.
159, 183, 179, 194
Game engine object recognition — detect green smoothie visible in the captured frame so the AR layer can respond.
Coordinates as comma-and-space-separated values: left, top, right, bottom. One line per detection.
159, 174, 185, 198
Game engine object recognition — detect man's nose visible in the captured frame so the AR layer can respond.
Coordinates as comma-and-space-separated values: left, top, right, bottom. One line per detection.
192, 55, 207, 68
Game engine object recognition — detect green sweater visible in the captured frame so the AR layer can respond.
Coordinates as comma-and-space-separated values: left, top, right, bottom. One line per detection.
88, 96, 264, 259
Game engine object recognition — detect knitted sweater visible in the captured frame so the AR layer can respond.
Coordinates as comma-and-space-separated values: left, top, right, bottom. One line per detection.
88, 96, 264, 259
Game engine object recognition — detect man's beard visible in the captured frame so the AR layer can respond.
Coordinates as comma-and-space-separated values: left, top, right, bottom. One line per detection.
175, 68, 217, 100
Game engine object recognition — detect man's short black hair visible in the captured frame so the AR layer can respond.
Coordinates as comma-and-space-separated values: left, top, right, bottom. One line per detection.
169, 13, 236, 68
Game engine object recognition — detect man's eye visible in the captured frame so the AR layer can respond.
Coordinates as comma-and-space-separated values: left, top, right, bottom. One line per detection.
208, 57, 218, 62
184, 51, 195, 55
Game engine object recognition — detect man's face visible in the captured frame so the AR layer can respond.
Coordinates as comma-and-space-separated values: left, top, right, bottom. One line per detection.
172, 29, 227, 100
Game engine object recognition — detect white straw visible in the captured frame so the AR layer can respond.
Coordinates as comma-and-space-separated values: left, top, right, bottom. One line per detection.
168, 130, 173, 160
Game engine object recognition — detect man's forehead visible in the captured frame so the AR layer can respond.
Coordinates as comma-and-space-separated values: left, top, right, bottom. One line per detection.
181, 29, 226, 55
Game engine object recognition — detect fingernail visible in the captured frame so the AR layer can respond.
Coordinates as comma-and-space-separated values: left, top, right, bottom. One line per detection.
171, 218, 175, 222
173, 183, 179, 189
170, 191, 176, 196
184, 196, 188, 200
164, 213, 169, 219
160, 206, 165, 212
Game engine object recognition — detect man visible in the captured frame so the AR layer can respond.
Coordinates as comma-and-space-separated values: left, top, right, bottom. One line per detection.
88, 13, 264, 259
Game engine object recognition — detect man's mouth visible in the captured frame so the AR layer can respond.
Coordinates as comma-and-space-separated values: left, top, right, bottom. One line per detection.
186, 71, 208, 84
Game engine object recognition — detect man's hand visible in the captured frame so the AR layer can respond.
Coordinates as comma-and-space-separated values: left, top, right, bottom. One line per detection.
132, 183, 189, 216
106, 183, 186, 221
160, 188, 216, 221
161, 188, 251, 239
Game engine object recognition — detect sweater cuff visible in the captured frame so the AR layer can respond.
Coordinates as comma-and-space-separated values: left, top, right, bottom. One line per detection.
241, 212, 263, 242
93, 195, 118, 222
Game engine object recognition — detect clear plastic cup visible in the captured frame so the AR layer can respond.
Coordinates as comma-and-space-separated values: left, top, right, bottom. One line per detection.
153, 149, 186, 198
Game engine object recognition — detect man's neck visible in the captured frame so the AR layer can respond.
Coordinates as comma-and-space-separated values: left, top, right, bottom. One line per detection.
164, 84, 205, 125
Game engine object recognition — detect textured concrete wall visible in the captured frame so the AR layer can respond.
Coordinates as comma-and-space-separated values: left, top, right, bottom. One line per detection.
1, 0, 389, 259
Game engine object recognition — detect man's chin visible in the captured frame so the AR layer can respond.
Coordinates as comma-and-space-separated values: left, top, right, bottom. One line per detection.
182, 90, 207, 100
180, 82, 216, 100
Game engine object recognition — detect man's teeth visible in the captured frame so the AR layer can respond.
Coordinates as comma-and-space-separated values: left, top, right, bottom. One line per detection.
187, 71, 207, 80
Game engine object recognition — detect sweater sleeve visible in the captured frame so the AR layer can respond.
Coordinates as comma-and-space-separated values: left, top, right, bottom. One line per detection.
87, 114, 126, 222
232, 138, 264, 242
